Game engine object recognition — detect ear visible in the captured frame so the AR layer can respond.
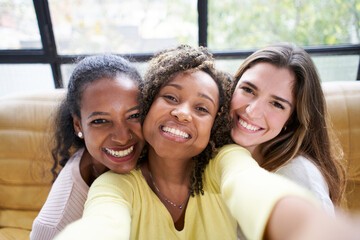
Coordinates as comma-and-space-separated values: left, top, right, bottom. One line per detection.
72, 114, 83, 135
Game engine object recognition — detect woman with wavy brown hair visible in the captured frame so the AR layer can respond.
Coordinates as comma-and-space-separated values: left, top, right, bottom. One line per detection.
230, 42, 346, 213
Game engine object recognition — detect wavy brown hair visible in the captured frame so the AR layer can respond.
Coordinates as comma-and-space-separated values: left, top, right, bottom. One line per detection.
232, 43, 346, 205
140, 45, 233, 196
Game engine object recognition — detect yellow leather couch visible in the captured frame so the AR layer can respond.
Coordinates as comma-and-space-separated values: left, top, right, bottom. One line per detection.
0, 81, 359, 239
0, 90, 65, 239
322, 81, 360, 211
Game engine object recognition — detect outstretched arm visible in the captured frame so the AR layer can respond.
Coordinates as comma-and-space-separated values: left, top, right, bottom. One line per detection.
54, 172, 133, 240
215, 144, 360, 240
265, 196, 360, 240
214, 144, 316, 240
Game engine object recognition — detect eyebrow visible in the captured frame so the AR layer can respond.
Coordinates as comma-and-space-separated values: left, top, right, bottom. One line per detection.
127, 105, 140, 112
87, 106, 140, 119
87, 112, 108, 119
166, 83, 182, 90
272, 95, 293, 108
166, 83, 216, 105
198, 93, 216, 105
243, 81, 258, 91
242, 81, 293, 108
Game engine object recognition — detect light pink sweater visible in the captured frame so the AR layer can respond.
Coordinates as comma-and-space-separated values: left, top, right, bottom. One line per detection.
30, 148, 89, 240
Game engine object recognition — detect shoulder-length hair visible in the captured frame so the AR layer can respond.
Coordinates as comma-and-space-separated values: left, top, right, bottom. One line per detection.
232, 43, 345, 205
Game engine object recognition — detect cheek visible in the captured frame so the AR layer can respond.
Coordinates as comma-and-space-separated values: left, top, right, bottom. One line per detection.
130, 122, 144, 140
198, 119, 214, 144
142, 114, 155, 143
83, 129, 100, 145
267, 112, 290, 133
230, 92, 246, 111
142, 100, 163, 142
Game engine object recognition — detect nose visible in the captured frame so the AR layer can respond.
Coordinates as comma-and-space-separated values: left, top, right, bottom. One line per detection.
171, 104, 192, 122
111, 123, 132, 145
245, 99, 264, 119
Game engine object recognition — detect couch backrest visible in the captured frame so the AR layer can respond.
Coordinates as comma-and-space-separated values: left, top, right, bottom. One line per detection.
323, 81, 360, 212
0, 81, 359, 232
0, 89, 65, 230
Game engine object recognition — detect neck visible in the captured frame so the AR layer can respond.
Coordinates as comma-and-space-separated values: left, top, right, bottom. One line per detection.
147, 147, 192, 183
141, 147, 192, 229
80, 149, 107, 186
246, 145, 263, 165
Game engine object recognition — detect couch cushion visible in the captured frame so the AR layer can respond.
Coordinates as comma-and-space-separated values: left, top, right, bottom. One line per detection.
0, 227, 31, 240
323, 81, 360, 212
0, 90, 65, 231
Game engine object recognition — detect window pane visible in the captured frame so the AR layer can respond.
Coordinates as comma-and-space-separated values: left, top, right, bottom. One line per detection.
0, 64, 54, 97
215, 55, 359, 82
209, 0, 360, 50
215, 59, 245, 76
0, 0, 42, 50
312, 55, 359, 82
49, 0, 197, 55
60, 64, 76, 88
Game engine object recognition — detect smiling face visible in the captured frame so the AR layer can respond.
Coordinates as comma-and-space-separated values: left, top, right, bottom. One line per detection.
230, 62, 295, 155
73, 75, 145, 173
142, 70, 219, 161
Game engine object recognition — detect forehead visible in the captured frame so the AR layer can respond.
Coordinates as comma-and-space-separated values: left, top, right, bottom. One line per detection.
84, 75, 138, 92
241, 62, 294, 87
167, 70, 219, 97
238, 62, 295, 103
168, 71, 217, 88
81, 76, 139, 105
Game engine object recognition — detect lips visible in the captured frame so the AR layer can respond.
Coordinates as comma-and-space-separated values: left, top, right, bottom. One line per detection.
161, 126, 190, 139
238, 117, 262, 131
104, 145, 134, 157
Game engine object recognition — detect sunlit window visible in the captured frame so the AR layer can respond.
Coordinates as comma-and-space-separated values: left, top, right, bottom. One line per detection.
48, 0, 198, 54
0, 0, 42, 50
313, 55, 359, 82
0, 0, 359, 99
208, 0, 360, 50
216, 55, 360, 82
0, 64, 53, 96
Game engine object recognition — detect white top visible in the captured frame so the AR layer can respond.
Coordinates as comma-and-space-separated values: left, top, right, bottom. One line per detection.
236, 155, 334, 240
30, 148, 89, 240
275, 155, 334, 215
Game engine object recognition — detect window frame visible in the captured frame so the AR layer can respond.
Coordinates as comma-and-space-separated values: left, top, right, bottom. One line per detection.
0, 0, 359, 88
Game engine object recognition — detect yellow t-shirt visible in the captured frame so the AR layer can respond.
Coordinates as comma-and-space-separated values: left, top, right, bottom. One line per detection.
55, 144, 315, 240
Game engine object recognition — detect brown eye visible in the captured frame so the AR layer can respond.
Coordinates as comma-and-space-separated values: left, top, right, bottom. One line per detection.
163, 95, 177, 102
241, 86, 254, 95
272, 102, 285, 110
128, 113, 140, 119
91, 119, 107, 124
196, 106, 209, 113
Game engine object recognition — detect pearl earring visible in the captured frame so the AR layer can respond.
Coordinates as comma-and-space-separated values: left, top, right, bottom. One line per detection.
78, 132, 83, 138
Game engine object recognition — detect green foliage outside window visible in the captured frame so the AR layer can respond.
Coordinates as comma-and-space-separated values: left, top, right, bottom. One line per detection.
209, 0, 360, 50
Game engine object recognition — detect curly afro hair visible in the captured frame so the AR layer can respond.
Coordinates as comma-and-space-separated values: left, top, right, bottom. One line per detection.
140, 45, 233, 196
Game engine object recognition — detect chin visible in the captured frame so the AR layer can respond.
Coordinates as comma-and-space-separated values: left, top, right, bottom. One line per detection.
116, 162, 137, 174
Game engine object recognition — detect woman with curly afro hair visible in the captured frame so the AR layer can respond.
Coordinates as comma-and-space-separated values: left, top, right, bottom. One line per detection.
139, 44, 233, 197
56, 45, 360, 240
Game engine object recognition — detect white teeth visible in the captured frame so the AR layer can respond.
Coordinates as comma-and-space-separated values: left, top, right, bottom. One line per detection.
162, 126, 189, 139
105, 146, 134, 158
238, 118, 261, 131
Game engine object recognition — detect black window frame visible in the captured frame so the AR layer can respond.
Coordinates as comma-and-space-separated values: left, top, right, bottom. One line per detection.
0, 0, 359, 88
